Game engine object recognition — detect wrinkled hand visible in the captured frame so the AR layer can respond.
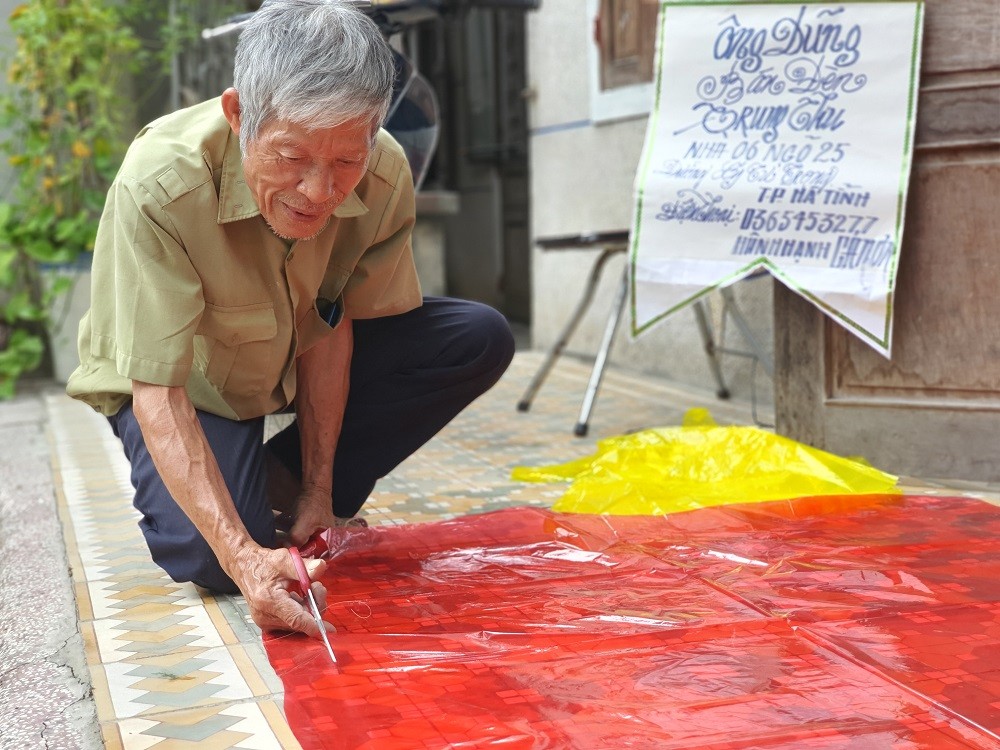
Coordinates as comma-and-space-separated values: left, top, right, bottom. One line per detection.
227, 544, 334, 638
289, 484, 338, 547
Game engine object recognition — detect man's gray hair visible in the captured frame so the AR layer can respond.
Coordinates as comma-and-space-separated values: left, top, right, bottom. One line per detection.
233, 0, 395, 152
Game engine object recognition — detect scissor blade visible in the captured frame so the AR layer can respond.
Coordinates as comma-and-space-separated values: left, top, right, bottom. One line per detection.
305, 590, 339, 669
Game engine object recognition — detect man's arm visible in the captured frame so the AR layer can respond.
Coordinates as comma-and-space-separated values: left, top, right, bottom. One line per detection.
131, 380, 330, 637
287, 317, 353, 546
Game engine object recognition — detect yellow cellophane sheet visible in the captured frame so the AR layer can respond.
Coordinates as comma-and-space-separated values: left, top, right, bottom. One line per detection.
512, 409, 899, 515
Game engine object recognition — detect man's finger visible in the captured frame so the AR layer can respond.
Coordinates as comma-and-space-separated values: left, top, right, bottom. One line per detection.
304, 557, 327, 579
310, 580, 329, 611
275, 587, 336, 640
289, 516, 323, 547
270, 597, 322, 638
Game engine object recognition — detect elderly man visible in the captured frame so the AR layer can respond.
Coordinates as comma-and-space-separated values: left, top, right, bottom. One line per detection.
66, 0, 514, 636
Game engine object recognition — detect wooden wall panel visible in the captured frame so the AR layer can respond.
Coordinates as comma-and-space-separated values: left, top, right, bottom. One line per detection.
774, 0, 1000, 480
920, 0, 1000, 73
829, 155, 1000, 404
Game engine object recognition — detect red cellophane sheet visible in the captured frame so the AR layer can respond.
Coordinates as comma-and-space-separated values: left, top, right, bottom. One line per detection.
263, 495, 1000, 749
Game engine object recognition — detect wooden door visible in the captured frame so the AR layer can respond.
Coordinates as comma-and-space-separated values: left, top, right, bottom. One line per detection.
597, 0, 659, 91
774, 0, 1000, 480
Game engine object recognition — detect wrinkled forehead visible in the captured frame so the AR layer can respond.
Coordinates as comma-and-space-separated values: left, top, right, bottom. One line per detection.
255, 112, 379, 149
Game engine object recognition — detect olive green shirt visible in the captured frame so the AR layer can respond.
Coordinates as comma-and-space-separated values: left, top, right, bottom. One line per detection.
66, 97, 422, 420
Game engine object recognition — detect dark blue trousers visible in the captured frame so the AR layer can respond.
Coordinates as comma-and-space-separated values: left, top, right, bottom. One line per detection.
109, 297, 515, 592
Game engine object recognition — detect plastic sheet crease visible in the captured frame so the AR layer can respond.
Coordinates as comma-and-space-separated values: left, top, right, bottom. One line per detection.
264, 495, 1000, 749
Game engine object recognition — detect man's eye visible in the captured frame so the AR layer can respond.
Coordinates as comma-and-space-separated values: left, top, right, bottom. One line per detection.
280, 153, 303, 162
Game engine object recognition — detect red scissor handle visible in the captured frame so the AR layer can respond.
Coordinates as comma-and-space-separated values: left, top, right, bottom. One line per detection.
297, 529, 330, 559
288, 546, 312, 598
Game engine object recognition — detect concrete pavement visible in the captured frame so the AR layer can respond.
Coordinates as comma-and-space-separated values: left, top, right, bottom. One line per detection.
0, 380, 102, 750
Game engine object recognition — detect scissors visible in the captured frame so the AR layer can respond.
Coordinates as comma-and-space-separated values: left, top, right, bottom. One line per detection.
288, 546, 339, 669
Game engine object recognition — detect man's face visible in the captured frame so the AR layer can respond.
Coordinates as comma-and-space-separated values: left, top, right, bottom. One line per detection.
241, 117, 373, 241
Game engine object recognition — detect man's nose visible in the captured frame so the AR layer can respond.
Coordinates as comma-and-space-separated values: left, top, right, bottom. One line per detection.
297, 164, 338, 205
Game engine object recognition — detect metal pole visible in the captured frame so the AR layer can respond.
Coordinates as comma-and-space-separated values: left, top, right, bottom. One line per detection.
574, 263, 629, 437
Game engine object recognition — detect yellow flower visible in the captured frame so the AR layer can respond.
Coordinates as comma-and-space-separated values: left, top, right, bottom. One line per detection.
71, 141, 92, 159
7, 154, 26, 166
42, 177, 55, 190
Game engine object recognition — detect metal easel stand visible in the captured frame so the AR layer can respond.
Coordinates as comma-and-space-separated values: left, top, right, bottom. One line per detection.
695, 283, 775, 428
516, 244, 625, 435
518, 232, 773, 436
571, 263, 629, 436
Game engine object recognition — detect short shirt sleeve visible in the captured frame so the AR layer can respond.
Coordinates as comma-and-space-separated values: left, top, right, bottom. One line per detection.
91, 178, 205, 386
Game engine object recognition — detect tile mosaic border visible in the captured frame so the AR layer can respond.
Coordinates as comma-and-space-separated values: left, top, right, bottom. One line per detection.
48, 394, 297, 749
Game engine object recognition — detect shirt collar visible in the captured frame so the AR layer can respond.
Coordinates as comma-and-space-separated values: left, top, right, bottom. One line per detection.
217, 127, 368, 224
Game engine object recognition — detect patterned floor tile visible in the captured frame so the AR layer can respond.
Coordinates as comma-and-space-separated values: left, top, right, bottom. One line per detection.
47, 394, 285, 746
114, 700, 298, 750
91, 642, 262, 720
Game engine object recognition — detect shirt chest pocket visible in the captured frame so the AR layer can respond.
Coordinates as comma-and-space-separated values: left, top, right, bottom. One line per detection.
197, 303, 279, 395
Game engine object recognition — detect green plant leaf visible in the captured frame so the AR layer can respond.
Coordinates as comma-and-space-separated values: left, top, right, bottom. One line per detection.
44, 274, 73, 298
0, 0, 249, 396
0, 327, 45, 398
4, 290, 46, 323
0, 252, 16, 285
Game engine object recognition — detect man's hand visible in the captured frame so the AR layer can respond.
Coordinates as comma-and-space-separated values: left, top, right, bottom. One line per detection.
131, 381, 331, 638
288, 484, 339, 547
228, 544, 335, 638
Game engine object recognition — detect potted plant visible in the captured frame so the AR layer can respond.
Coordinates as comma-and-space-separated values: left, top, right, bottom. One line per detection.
0, 0, 139, 395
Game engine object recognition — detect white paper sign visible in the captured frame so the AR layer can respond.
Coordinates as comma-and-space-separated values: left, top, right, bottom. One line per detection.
630, 2, 924, 356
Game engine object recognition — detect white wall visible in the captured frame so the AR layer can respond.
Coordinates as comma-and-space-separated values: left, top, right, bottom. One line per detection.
525, 0, 774, 407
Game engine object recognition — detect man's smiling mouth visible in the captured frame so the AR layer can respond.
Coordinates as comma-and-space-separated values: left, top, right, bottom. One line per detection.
283, 203, 324, 221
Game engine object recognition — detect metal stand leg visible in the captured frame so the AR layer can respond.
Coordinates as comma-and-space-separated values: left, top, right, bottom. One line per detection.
574, 264, 629, 437
517, 248, 620, 412
720, 286, 773, 377
692, 299, 731, 399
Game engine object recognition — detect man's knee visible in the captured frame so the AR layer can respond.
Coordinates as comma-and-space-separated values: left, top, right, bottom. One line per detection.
141, 512, 273, 595
478, 302, 516, 368
143, 527, 237, 593
448, 299, 516, 378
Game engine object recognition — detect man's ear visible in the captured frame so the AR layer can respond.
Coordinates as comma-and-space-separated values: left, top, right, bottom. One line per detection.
221, 88, 241, 135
